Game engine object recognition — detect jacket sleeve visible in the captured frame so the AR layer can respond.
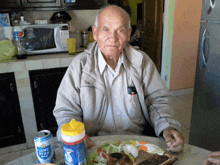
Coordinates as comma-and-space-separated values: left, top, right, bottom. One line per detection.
142, 53, 181, 137
53, 59, 83, 141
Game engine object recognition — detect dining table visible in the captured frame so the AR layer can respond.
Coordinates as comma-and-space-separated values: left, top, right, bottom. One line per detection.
5, 135, 211, 165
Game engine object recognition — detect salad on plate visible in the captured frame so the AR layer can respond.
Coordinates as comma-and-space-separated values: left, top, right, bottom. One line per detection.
87, 140, 169, 165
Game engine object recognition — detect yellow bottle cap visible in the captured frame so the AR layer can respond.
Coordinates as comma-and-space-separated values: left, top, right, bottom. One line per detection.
61, 119, 85, 136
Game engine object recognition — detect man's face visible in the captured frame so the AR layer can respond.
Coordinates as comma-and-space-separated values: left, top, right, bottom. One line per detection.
93, 10, 132, 59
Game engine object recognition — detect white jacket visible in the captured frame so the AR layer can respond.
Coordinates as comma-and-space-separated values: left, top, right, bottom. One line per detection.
53, 42, 181, 141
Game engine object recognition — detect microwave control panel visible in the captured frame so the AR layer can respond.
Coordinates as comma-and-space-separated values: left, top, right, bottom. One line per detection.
60, 25, 69, 49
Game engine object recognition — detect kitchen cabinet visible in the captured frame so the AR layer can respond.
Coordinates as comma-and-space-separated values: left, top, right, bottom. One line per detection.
0, 0, 22, 11
0, 0, 107, 12
61, 0, 107, 10
0, 72, 26, 148
108, 0, 122, 6
29, 67, 67, 137
21, 0, 61, 8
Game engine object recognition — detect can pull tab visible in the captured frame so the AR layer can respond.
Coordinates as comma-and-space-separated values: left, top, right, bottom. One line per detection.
38, 131, 49, 137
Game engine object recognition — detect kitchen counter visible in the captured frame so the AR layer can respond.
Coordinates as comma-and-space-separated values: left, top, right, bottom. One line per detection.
0, 49, 84, 148
0, 47, 85, 74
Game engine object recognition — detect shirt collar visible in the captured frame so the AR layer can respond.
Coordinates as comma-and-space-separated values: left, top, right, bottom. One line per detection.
98, 48, 128, 74
121, 50, 128, 70
98, 48, 107, 74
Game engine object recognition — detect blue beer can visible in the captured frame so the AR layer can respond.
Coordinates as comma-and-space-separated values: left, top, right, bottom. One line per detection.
34, 130, 56, 163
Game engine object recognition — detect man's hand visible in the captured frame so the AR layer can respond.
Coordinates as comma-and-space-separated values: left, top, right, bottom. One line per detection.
85, 134, 95, 149
163, 127, 184, 153
203, 151, 220, 165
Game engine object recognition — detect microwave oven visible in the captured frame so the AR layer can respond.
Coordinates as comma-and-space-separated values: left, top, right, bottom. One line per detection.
8, 24, 69, 58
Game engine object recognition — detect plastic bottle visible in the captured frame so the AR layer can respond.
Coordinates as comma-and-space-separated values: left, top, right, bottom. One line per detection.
12, 26, 25, 56
87, 26, 93, 43
61, 119, 87, 165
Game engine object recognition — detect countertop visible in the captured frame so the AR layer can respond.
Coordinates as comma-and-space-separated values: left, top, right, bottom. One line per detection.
0, 47, 85, 74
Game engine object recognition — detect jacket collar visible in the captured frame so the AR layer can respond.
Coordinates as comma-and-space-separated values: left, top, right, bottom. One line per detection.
83, 42, 144, 85
85, 42, 143, 70
82, 42, 106, 91
123, 43, 143, 70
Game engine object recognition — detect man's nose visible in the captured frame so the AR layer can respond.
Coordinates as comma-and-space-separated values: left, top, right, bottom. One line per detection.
109, 31, 118, 42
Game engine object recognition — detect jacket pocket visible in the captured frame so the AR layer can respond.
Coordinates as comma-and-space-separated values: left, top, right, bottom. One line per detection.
126, 93, 143, 120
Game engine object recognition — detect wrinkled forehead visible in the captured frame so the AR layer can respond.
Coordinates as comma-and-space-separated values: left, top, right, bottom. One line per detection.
100, 17, 128, 29
98, 9, 130, 28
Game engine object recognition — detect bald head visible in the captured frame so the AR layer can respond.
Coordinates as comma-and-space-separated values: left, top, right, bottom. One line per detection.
95, 5, 131, 28
92, 5, 132, 59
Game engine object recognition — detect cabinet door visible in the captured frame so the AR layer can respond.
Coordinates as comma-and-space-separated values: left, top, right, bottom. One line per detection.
62, 0, 107, 10
21, 0, 61, 8
108, 0, 121, 6
0, 0, 22, 9
0, 72, 26, 148
29, 67, 67, 137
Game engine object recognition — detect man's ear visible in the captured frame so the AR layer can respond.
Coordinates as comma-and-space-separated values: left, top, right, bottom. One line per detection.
127, 27, 132, 41
92, 25, 98, 41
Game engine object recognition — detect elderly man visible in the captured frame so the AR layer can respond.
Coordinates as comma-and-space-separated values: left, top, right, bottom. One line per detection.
53, 5, 184, 153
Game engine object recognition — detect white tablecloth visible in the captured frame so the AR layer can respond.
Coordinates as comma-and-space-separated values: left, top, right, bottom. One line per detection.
5, 135, 211, 165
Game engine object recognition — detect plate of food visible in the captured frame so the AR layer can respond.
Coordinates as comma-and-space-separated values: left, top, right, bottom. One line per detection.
87, 140, 178, 165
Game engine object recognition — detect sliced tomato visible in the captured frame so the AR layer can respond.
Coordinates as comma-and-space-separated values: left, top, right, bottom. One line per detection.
97, 147, 108, 159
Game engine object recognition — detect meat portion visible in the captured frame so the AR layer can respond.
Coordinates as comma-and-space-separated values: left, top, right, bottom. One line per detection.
138, 154, 169, 165
107, 153, 133, 165
134, 150, 152, 164
135, 150, 178, 165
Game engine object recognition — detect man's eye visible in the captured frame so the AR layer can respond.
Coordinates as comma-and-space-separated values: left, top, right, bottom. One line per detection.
118, 29, 125, 33
103, 28, 108, 32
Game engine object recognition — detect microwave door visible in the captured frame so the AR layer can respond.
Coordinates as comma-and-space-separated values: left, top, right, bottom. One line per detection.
21, 27, 56, 54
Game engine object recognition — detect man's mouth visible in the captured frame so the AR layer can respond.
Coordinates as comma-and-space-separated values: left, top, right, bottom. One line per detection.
106, 45, 118, 48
